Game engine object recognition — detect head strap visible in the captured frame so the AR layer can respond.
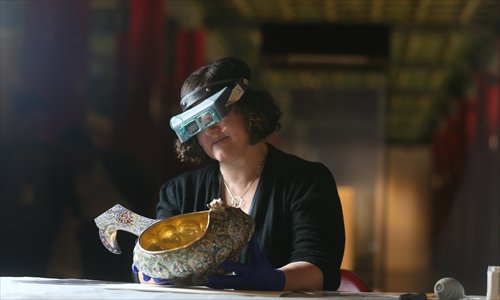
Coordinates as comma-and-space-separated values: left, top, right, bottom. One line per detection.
180, 78, 249, 111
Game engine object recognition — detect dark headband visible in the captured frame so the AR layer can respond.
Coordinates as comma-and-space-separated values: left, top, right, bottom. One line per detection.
180, 78, 249, 111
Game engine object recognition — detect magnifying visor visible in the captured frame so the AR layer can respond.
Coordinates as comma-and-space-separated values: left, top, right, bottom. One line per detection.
170, 79, 247, 142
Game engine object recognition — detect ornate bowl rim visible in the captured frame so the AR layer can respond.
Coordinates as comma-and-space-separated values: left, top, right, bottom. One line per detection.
137, 210, 211, 254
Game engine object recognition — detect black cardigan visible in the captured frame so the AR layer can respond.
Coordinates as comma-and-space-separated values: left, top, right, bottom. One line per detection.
157, 144, 345, 290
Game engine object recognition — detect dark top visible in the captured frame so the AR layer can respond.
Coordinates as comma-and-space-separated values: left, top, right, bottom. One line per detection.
157, 144, 345, 290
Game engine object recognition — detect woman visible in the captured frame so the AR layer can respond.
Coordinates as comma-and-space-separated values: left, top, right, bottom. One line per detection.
135, 57, 345, 291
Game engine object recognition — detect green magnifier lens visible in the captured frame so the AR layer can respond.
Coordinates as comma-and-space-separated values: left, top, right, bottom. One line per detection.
198, 112, 215, 127
185, 121, 200, 136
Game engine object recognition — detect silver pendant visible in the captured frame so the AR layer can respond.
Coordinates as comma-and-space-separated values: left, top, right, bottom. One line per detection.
231, 196, 242, 207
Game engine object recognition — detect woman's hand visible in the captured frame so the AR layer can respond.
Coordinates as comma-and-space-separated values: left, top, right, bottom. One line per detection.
206, 236, 285, 291
132, 263, 174, 285
131, 237, 174, 285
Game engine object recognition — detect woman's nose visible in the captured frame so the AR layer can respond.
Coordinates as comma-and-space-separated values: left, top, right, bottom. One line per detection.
204, 123, 221, 134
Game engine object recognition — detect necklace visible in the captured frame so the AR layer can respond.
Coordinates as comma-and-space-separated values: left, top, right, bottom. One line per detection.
222, 161, 264, 207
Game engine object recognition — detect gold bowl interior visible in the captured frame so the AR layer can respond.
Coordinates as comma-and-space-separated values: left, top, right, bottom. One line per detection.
139, 211, 209, 252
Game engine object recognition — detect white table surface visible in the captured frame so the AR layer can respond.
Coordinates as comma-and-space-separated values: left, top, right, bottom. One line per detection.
2, 276, 280, 299
0, 276, 462, 300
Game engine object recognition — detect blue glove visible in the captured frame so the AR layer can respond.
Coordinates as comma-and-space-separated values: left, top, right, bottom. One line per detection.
131, 263, 174, 284
131, 238, 173, 284
207, 236, 285, 291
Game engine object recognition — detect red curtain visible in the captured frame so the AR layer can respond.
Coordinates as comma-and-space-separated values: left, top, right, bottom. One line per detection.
113, 0, 207, 184
487, 82, 499, 137
172, 29, 207, 104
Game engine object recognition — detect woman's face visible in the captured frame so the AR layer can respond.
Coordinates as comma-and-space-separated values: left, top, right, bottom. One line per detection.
196, 110, 250, 163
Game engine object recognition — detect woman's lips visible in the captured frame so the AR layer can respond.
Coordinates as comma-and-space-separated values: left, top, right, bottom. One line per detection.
212, 136, 228, 145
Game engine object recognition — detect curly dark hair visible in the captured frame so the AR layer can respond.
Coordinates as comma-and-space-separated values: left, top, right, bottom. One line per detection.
174, 57, 281, 165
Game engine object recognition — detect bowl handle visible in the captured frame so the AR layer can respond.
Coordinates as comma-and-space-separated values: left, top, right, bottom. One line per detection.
94, 204, 158, 254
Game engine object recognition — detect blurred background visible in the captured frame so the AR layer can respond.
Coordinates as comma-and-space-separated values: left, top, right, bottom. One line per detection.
0, 0, 498, 295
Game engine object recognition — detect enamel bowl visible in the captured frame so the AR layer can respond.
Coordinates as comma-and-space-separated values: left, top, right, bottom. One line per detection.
94, 199, 254, 286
